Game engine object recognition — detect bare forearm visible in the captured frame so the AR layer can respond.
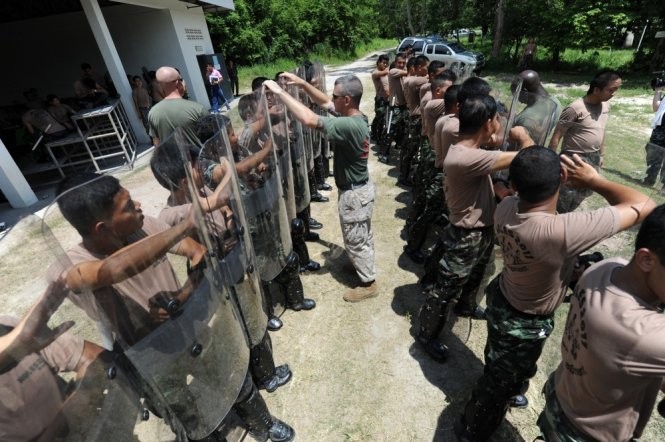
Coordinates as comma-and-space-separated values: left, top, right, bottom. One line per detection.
490, 151, 519, 172
70, 221, 194, 291
590, 177, 655, 227
275, 88, 320, 128
299, 80, 331, 108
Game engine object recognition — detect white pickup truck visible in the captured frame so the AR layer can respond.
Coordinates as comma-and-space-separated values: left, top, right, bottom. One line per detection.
422, 41, 485, 73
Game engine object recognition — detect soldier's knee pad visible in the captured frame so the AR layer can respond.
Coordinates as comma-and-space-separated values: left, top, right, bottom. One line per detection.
291, 218, 305, 236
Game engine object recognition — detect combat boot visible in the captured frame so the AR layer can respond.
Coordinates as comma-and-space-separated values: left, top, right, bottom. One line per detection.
343, 281, 379, 302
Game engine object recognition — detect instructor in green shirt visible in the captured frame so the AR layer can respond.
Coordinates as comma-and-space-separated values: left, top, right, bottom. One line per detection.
264, 73, 378, 302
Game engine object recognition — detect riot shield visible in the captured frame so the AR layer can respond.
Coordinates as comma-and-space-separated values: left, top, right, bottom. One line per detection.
508, 92, 560, 147
225, 88, 294, 281
41, 171, 250, 441
158, 124, 270, 348
310, 61, 329, 161
285, 84, 312, 212
0, 214, 149, 441
449, 62, 475, 84
296, 65, 316, 171
268, 95, 298, 221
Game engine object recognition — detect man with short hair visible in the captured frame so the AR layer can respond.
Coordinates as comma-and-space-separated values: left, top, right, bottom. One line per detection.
399, 55, 429, 186
404, 80, 457, 263
456, 147, 655, 441
510, 70, 561, 145
56, 172, 295, 442
379, 53, 408, 163
148, 66, 209, 147
537, 203, 664, 442
549, 69, 622, 212
371, 54, 390, 141
416, 95, 533, 362
265, 73, 378, 302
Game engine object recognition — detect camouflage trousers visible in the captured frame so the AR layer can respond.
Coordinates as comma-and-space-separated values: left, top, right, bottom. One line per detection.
418, 224, 494, 341
557, 151, 601, 213
407, 167, 448, 251
399, 116, 422, 181
409, 138, 436, 222
536, 373, 597, 442
371, 97, 389, 140
379, 106, 408, 160
339, 181, 376, 283
460, 276, 554, 441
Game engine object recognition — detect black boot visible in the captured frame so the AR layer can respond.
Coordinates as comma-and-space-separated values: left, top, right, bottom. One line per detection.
276, 252, 316, 311
233, 375, 295, 442
249, 332, 277, 384
262, 280, 283, 331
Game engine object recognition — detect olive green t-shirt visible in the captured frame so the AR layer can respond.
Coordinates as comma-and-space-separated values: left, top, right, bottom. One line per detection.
148, 98, 209, 147
320, 114, 370, 189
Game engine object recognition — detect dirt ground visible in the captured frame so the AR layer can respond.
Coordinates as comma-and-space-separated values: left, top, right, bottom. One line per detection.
1, 52, 663, 441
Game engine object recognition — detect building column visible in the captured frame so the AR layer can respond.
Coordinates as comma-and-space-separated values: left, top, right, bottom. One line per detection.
80, 0, 151, 145
0, 140, 38, 208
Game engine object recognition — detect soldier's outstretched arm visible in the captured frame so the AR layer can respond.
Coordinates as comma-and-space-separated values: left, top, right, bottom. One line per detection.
278, 72, 332, 109
67, 217, 202, 293
264, 80, 321, 129
562, 153, 656, 229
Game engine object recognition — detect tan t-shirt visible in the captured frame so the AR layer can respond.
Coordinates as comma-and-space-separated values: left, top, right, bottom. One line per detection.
404, 76, 428, 115
420, 82, 431, 101
66, 216, 181, 322
556, 97, 610, 154
159, 198, 237, 255
0, 316, 84, 441
495, 197, 619, 315
388, 69, 407, 106
555, 258, 665, 441
372, 70, 389, 99
423, 99, 445, 143
443, 143, 501, 229
433, 114, 459, 168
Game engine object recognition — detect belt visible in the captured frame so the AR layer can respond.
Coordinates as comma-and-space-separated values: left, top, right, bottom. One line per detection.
337, 180, 368, 191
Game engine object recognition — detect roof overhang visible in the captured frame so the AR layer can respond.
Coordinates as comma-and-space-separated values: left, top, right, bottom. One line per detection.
182, 0, 235, 12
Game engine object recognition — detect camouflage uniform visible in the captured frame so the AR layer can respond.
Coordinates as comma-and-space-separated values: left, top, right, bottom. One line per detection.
459, 276, 554, 441
379, 105, 408, 162
399, 115, 422, 182
418, 224, 494, 342
409, 137, 436, 223
407, 165, 448, 251
556, 151, 601, 213
536, 373, 597, 442
371, 97, 389, 141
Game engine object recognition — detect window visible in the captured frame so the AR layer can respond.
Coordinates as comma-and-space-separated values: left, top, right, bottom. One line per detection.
435, 45, 451, 55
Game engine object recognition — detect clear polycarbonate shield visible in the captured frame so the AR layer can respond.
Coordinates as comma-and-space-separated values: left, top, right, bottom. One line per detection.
498, 78, 523, 149
226, 88, 293, 281
285, 84, 312, 212
267, 94, 298, 221
508, 92, 561, 147
296, 65, 316, 171
41, 171, 250, 441
161, 124, 270, 348
449, 61, 475, 84
0, 214, 150, 441
310, 61, 328, 160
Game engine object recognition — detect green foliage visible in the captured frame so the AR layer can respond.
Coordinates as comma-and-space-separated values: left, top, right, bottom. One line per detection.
206, 0, 378, 66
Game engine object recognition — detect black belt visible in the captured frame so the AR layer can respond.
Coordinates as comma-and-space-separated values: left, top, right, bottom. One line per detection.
337, 180, 368, 191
